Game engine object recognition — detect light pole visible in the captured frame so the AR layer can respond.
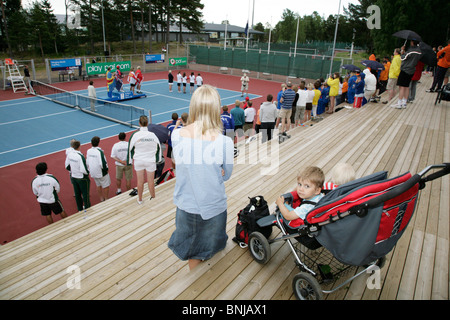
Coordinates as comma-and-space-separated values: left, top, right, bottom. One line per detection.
101, 0, 107, 56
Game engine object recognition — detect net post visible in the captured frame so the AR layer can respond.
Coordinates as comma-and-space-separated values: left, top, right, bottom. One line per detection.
148, 109, 152, 124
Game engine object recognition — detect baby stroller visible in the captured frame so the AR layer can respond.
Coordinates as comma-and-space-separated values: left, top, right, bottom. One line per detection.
248, 163, 450, 300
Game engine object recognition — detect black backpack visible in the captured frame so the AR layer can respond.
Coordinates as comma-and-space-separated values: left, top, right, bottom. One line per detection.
232, 196, 272, 246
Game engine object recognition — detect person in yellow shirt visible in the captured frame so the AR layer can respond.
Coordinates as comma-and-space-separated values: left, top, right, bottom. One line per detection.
326, 72, 340, 114
383, 48, 401, 104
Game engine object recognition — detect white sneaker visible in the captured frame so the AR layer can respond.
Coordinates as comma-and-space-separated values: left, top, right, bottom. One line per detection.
137, 199, 143, 205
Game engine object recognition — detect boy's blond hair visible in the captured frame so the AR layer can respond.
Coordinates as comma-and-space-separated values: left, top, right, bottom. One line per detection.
328, 162, 356, 185
188, 84, 223, 134
298, 166, 325, 189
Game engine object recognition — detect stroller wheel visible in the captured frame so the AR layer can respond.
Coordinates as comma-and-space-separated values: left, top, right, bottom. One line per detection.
292, 272, 323, 300
248, 232, 271, 264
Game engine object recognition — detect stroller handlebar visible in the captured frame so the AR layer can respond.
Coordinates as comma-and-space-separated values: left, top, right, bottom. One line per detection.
349, 163, 450, 217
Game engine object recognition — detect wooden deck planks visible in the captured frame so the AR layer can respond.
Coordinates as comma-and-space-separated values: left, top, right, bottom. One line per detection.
0, 75, 448, 300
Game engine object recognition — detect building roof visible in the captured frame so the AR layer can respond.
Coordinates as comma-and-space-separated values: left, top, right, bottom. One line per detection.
203, 23, 264, 35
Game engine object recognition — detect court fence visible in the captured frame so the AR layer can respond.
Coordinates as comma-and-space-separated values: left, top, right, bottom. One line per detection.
187, 44, 354, 80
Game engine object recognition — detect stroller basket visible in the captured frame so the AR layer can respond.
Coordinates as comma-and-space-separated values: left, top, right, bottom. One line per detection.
248, 163, 450, 300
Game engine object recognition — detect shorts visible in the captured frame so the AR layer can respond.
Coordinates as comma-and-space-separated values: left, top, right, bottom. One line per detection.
134, 159, 156, 172
168, 207, 228, 261
243, 122, 253, 133
177, 83, 181, 87
116, 164, 133, 180
305, 102, 312, 111
183, 83, 186, 87
397, 71, 413, 87
295, 105, 305, 121
279, 107, 292, 120
387, 78, 397, 90
130, 83, 136, 87
166, 145, 173, 158
241, 84, 248, 91
39, 201, 64, 216
93, 174, 111, 188
190, 83, 194, 87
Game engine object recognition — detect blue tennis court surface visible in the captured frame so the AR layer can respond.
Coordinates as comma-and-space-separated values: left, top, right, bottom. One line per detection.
0, 79, 260, 168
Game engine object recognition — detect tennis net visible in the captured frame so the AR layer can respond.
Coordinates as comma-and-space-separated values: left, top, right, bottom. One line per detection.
31, 80, 145, 128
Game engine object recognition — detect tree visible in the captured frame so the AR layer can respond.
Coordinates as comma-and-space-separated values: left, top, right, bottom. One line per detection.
28, 0, 60, 58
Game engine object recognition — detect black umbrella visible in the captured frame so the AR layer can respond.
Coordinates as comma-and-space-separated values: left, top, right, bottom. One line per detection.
341, 64, 361, 73
419, 41, 437, 67
392, 30, 422, 42
147, 123, 170, 144
361, 60, 385, 71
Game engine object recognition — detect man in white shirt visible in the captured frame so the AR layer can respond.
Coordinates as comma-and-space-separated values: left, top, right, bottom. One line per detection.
363, 68, 377, 103
87, 136, 111, 202
32, 162, 68, 224
240, 73, 249, 97
111, 132, 133, 194
65, 140, 91, 211
88, 81, 96, 111
243, 100, 256, 138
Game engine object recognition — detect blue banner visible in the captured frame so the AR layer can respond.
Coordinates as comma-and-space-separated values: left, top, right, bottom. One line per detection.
145, 54, 165, 64
50, 58, 82, 71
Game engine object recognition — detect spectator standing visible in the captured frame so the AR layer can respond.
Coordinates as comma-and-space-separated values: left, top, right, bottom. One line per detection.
87, 136, 111, 202
408, 60, 424, 102
279, 81, 296, 137
243, 101, 256, 138
378, 57, 391, 95
394, 41, 422, 109
383, 48, 401, 104
326, 72, 340, 114
32, 162, 68, 224
259, 94, 278, 143
127, 115, 162, 204
275, 83, 286, 128
427, 39, 450, 92
168, 85, 234, 270
230, 99, 245, 140
111, 132, 133, 195
295, 82, 307, 126
65, 140, 91, 212
221, 105, 235, 139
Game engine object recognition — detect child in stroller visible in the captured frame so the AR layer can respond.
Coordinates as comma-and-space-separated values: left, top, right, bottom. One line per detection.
248, 163, 449, 299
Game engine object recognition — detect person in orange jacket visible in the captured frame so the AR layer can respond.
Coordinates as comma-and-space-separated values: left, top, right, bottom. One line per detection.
427, 39, 450, 92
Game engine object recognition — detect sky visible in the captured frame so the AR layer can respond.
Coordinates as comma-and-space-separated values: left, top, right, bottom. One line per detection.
23, 0, 360, 28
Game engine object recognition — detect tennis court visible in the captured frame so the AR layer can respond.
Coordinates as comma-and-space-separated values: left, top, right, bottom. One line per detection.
0, 78, 260, 168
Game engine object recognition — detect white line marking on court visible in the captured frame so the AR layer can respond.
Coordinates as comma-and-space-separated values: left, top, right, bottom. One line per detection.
0, 110, 77, 126
0, 123, 121, 155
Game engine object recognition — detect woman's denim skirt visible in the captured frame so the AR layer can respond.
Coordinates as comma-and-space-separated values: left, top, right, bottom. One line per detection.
168, 207, 228, 261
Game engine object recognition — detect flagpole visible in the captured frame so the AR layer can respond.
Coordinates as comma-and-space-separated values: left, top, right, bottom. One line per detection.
294, 16, 299, 57
329, 0, 342, 76
246, 0, 250, 52
224, 16, 228, 51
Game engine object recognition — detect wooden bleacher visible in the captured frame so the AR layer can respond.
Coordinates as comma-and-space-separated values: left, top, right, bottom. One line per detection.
0, 75, 448, 300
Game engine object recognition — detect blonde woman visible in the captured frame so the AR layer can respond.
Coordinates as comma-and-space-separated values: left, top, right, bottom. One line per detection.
168, 85, 234, 270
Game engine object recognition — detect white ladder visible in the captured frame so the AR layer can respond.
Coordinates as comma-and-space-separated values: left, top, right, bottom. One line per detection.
5, 59, 28, 93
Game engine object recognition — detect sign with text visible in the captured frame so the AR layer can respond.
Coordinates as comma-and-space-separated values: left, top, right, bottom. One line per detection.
50, 58, 82, 71
145, 54, 165, 64
86, 61, 131, 76
169, 57, 187, 66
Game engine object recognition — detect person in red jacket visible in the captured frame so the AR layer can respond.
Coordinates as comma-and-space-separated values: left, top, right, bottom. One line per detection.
427, 39, 450, 92
408, 60, 424, 102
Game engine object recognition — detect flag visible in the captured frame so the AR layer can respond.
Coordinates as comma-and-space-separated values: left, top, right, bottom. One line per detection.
244, 22, 249, 37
